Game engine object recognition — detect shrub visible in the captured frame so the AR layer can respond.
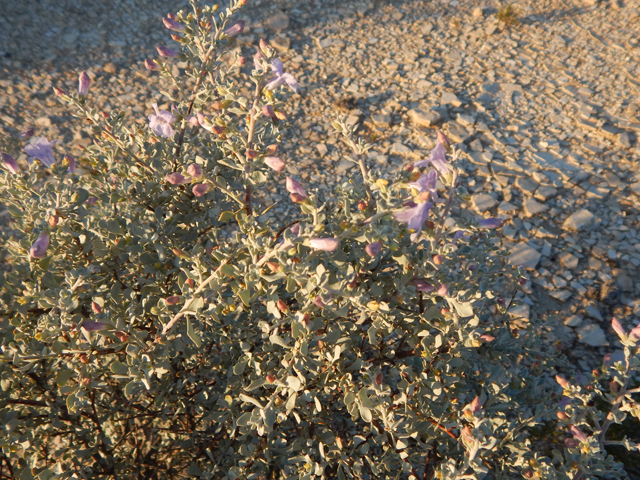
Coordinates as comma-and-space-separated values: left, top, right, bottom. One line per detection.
1, 1, 639, 479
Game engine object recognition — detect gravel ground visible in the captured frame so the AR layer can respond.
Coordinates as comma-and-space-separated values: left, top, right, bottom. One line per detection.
1, 0, 640, 372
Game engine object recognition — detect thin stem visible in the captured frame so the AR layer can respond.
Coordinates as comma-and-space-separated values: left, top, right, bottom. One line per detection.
244, 81, 263, 216
357, 155, 376, 211
433, 170, 458, 246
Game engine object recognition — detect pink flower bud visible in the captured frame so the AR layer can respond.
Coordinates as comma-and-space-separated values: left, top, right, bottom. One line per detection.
91, 301, 102, 314
163, 17, 185, 32
461, 426, 474, 444
630, 325, 640, 342
437, 130, 450, 147
564, 438, 579, 448
78, 71, 91, 96
309, 238, 339, 252
247, 149, 258, 159
290, 193, 306, 203
365, 241, 382, 257
557, 411, 569, 420
157, 46, 179, 58
468, 396, 482, 413
555, 375, 569, 389
237, 56, 246, 66
479, 334, 495, 343
19, 127, 34, 139
253, 51, 264, 71
436, 284, 449, 296
570, 425, 588, 443
262, 105, 275, 118
224, 20, 244, 37
286, 177, 307, 199
413, 279, 434, 292
1, 153, 20, 174
187, 163, 202, 178
187, 114, 199, 126
264, 156, 285, 172
29, 233, 49, 258
166, 296, 181, 305
259, 38, 269, 54
166, 173, 188, 185
53, 87, 65, 97
145, 59, 161, 71
313, 296, 325, 308
192, 183, 211, 197
64, 154, 76, 173
611, 317, 626, 339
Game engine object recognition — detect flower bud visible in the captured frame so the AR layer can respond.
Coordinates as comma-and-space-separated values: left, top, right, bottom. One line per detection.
224, 20, 244, 37
433, 254, 445, 265
357, 200, 368, 211
557, 411, 569, 420
63, 153, 76, 173
309, 238, 339, 252
375, 372, 383, 386
275, 110, 287, 120
187, 163, 202, 178
91, 301, 102, 314
286, 177, 307, 199
30, 233, 49, 258
192, 183, 211, 197
365, 241, 382, 257
478, 218, 502, 229
19, 127, 34, 139
267, 144, 277, 154
301, 313, 311, 327
145, 59, 161, 71
79, 354, 90, 364
609, 380, 619, 393
48, 215, 59, 227
86, 196, 98, 206
259, 38, 270, 54
171, 34, 183, 42
82, 321, 108, 331
78, 71, 91, 96
237, 56, 246, 66
1, 153, 20, 174
187, 115, 200, 126
414, 279, 434, 292
436, 284, 448, 297
570, 425, 588, 443
266, 374, 276, 384
262, 105, 275, 118
246, 149, 258, 159
611, 317, 626, 339
555, 375, 569, 389
53, 86, 65, 97
166, 296, 181, 305
264, 156, 285, 172
479, 334, 495, 343
185, 278, 195, 288
277, 299, 288, 312
437, 130, 450, 147
166, 173, 188, 185
313, 296, 325, 308
157, 46, 179, 58
518, 277, 528, 286
115, 331, 129, 342
163, 17, 185, 32
266, 262, 280, 272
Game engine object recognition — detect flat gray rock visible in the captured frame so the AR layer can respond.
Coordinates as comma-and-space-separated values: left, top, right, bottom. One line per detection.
441, 92, 462, 107
267, 12, 290, 31
472, 193, 497, 212
524, 198, 548, 216
577, 323, 608, 347
562, 209, 597, 231
407, 108, 441, 128
509, 243, 541, 269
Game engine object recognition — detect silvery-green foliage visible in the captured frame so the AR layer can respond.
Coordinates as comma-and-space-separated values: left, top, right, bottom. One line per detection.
0, 1, 639, 479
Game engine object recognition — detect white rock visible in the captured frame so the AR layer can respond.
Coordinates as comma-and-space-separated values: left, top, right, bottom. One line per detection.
577, 323, 608, 347
472, 193, 497, 212
524, 198, 548, 216
562, 209, 597, 231
509, 243, 542, 269
441, 92, 462, 107
407, 107, 442, 128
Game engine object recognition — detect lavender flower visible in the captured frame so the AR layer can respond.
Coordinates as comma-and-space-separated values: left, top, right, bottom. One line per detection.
414, 140, 450, 175
570, 426, 588, 443
611, 318, 626, 339
30, 233, 49, 258
24, 137, 56, 167
157, 46, 179, 58
365, 241, 382, 257
286, 177, 307, 202
148, 103, 176, 138
224, 20, 244, 37
82, 321, 109, 331
265, 59, 298, 93
187, 163, 202, 178
408, 170, 439, 202
262, 105, 275, 118
78, 71, 91, 96
145, 59, 160, 71
413, 279, 434, 292
192, 183, 211, 197
478, 218, 502, 229
187, 115, 200, 126
309, 238, 339, 252
1, 153, 20, 174
630, 325, 640, 342
394, 201, 433, 241
64, 154, 76, 173
19, 127, 34, 139
166, 173, 188, 185
253, 51, 264, 71
163, 17, 185, 32
264, 156, 285, 172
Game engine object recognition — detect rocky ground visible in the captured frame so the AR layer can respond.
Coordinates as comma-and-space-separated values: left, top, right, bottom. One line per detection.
1, 0, 640, 371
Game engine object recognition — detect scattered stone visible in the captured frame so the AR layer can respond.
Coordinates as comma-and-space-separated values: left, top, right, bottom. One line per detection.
267, 12, 290, 31
441, 92, 462, 107
472, 193, 497, 212
577, 323, 608, 347
524, 197, 548, 216
457, 113, 475, 127
535, 186, 558, 201
271, 35, 291, 52
335, 159, 355, 174
469, 139, 483, 151
498, 201, 518, 215
103, 62, 117, 74
447, 122, 470, 143
550, 290, 572, 301
407, 107, 441, 128
509, 243, 542, 269
565, 314, 584, 327
562, 209, 597, 231
509, 303, 530, 320
472, 7, 484, 17
316, 143, 328, 157
558, 252, 579, 269
585, 305, 604, 322
35, 116, 52, 127
515, 177, 539, 195
631, 183, 640, 197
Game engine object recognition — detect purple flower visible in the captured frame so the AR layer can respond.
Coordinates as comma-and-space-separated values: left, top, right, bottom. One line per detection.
570, 426, 588, 443
630, 325, 640, 342
19, 127, 34, 139
264, 156, 285, 172
262, 105, 275, 118
157, 46, 179, 58
265, 59, 298, 93
437, 130, 450, 147
224, 20, 244, 37
413, 279, 434, 292
1, 153, 20, 174
30, 233, 49, 258
286, 177, 307, 200
478, 218, 502, 229
187, 115, 199, 126
24, 137, 56, 167
253, 51, 264, 71
309, 238, 339, 252
453, 231, 468, 244
163, 17, 185, 32
187, 163, 202, 178
414, 140, 450, 175
408, 170, 440, 202
394, 201, 433, 241
78, 71, 91, 96
148, 103, 176, 138
365, 241, 382, 257
558, 397, 572, 409
82, 321, 109, 332
145, 59, 160, 71
64, 154, 76, 173
166, 173, 188, 185
192, 183, 211, 197
611, 318, 626, 339
86, 196, 98, 206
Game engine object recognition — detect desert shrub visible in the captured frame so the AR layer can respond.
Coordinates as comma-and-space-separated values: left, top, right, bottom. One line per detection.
0, 1, 638, 479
